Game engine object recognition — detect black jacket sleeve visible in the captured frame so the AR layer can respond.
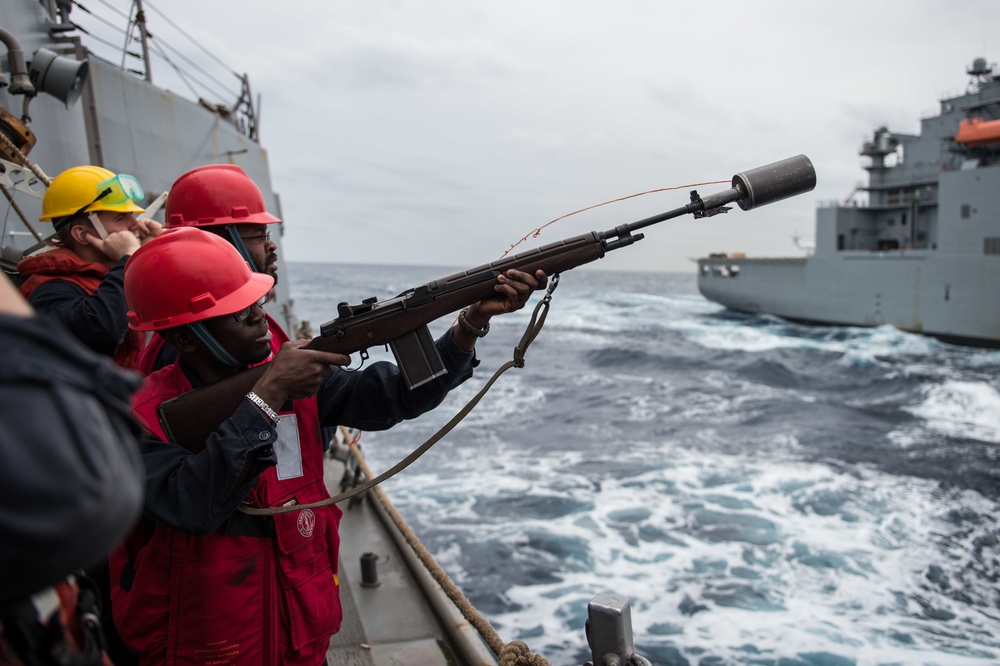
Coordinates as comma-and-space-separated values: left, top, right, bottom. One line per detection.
0, 313, 145, 609
316, 327, 477, 430
26, 257, 131, 356
139, 329, 478, 535
139, 400, 278, 535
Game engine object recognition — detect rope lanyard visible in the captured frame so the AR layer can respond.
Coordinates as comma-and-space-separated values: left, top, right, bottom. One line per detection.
238, 273, 561, 517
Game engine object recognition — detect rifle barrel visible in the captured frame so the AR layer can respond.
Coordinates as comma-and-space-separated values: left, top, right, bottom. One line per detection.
158, 154, 817, 453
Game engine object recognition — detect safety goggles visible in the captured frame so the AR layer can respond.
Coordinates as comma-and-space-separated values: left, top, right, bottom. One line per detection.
95, 174, 144, 206
233, 294, 268, 323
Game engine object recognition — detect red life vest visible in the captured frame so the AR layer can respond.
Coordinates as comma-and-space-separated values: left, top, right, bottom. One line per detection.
109, 351, 342, 665
17, 247, 143, 369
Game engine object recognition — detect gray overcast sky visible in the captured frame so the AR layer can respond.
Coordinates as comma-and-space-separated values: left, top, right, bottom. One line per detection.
80, 0, 997, 272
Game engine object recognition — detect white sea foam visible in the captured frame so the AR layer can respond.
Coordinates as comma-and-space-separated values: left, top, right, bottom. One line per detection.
903, 380, 1000, 442
676, 312, 947, 365
368, 440, 1000, 665
294, 264, 1000, 665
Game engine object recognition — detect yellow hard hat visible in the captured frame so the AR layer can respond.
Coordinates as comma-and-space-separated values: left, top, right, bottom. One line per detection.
40, 165, 146, 223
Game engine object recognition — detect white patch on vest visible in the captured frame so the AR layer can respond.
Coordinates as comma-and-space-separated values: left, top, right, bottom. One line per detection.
274, 414, 303, 480
297, 508, 316, 538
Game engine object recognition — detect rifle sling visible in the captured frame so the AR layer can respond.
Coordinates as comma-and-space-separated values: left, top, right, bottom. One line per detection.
237, 274, 560, 516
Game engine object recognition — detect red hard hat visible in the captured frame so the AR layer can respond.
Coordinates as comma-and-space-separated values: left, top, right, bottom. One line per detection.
165, 164, 280, 228
125, 227, 274, 331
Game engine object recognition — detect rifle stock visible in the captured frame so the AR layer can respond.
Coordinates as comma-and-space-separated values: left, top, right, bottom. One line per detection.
158, 154, 817, 452
157, 232, 606, 451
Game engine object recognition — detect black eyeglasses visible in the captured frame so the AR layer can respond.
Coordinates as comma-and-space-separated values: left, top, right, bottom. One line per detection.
233, 295, 268, 323
239, 230, 271, 243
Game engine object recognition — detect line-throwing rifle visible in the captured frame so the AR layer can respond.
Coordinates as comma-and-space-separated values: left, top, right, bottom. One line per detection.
159, 154, 816, 451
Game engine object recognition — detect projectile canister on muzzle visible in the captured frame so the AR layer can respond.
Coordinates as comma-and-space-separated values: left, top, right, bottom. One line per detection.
732, 154, 816, 211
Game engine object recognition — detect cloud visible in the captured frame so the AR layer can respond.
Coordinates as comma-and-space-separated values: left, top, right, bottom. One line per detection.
73, 0, 1000, 273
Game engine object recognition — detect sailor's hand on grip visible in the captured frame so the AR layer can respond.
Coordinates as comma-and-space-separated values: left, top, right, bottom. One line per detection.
479, 268, 548, 317
251, 340, 351, 407
453, 269, 547, 352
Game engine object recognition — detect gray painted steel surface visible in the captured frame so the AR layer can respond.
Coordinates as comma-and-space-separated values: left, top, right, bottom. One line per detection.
0, 1, 295, 331
697, 60, 1000, 346
0, 2, 497, 661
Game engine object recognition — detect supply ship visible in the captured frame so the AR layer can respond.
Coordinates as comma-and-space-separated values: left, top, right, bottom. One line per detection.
697, 58, 1000, 348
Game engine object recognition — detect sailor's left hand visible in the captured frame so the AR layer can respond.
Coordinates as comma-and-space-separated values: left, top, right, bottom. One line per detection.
135, 218, 164, 244
451, 269, 546, 351
473, 268, 548, 319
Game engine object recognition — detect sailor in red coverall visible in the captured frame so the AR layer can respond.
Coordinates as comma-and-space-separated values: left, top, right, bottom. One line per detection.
111, 228, 545, 665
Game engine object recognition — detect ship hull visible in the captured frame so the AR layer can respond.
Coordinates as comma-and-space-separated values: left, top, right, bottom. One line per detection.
698, 251, 1000, 347
698, 74, 1000, 348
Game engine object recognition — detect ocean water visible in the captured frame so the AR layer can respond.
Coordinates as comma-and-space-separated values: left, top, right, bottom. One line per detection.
288, 261, 1000, 666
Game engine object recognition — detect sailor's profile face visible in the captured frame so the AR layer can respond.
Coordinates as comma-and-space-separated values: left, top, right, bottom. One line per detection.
94, 209, 141, 235
203, 299, 273, 366
234, 223, 279, 285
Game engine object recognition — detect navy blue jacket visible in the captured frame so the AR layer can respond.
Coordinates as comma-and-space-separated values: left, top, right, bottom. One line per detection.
0, 312, 144, 608
23, 256, 131, 357
139, 330, 477, 534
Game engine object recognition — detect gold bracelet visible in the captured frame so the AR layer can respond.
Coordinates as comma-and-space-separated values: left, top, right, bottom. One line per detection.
457, 308, 490, 338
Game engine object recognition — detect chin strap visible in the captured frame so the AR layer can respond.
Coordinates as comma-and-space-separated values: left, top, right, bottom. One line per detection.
188, 321, 242, 368
88, 213, 109, 239
225, 225, 255, 268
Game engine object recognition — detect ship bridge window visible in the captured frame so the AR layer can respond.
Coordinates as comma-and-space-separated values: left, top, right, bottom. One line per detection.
702, 262, 741, 278
962, 204, 971, 219
706, 264, 740, 278
984, 237, 1000, 255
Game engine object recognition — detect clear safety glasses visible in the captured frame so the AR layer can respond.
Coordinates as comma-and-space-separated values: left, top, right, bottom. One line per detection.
233, 295, 268, 323
239, 230, 271, 243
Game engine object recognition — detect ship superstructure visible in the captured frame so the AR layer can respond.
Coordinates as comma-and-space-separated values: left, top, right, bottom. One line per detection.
698, 58, 1000, 347
0, 0, 300, 333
